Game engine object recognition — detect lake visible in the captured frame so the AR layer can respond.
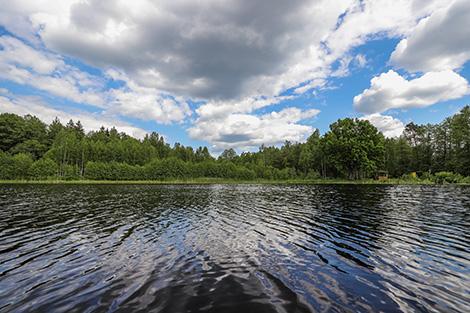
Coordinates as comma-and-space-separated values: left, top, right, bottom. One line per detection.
0, 184, 469, 312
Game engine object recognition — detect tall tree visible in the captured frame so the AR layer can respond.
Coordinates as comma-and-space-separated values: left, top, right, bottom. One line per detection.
0, 113, 26, 152
321, 118, 385, 179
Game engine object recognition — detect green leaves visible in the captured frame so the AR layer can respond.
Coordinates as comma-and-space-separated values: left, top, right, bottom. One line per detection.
321, 118, 385, 179
0, 106, 469, 182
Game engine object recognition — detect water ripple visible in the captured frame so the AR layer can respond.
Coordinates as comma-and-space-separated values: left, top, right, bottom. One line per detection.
0, 184, 469, 312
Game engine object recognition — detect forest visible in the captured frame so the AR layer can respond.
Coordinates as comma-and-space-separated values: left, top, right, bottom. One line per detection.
0, 106, 469, 183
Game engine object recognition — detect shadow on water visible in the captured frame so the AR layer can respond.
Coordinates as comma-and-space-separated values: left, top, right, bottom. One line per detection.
0, 184, 469, 312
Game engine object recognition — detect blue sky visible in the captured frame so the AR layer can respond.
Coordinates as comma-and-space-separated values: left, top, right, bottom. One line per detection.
0, 0, 469, 152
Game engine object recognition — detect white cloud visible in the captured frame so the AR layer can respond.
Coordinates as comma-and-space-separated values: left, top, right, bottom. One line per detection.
0, 0, 468, 149
109, 89, 191, 124
29, 0, 352, 100
0, 94, 148, 139
190, 96, 320, 149
106, 70, 192, 124
325, 0, 450, 61
195, 96, 293, 121
361, 113, 405, 138
0, 36, 106, 107
189, 107, 319, 150
0, 35, 192, 124
391, 0, 470, 72
353, 70, 469, 113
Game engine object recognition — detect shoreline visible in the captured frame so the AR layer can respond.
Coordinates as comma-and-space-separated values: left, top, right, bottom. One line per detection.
1, 179, 467, 185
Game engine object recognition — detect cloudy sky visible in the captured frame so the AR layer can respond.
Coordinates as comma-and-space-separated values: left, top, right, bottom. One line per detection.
0, 0, 469, 152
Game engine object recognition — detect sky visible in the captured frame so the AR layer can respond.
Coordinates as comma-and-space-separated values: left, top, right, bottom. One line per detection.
0, 0, 469, 153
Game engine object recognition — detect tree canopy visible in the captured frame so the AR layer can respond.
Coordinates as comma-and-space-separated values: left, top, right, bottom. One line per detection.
0, 106, 469, 181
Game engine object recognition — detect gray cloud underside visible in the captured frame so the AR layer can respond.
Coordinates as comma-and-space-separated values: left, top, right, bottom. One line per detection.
42, 0, 339, 100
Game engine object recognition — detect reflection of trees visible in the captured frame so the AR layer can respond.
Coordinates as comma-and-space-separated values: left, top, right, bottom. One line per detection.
303, 184, 390, 242
0, 184, 215, 237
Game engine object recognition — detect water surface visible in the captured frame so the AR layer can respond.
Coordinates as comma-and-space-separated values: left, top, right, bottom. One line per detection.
0, 184, 469, 312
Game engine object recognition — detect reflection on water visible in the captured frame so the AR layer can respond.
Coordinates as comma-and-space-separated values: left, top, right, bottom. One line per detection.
0, 184, 469, 312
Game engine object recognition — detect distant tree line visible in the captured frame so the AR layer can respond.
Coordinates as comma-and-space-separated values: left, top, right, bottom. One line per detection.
0, 106, 469, 181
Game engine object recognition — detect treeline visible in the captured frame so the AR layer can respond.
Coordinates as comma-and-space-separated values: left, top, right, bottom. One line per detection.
0, 106, 469, 182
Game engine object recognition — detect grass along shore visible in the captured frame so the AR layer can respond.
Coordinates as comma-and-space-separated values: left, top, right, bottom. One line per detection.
1, 178, 467, 185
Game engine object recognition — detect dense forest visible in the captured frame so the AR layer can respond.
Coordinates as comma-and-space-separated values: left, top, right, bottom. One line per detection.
0, 106, 469, 182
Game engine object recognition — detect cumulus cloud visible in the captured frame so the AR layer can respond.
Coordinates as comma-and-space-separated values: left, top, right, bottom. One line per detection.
325, 0, 450, 60
0, 35, 191, 123
0, 93, 148, 139
22, 0, 355, 101
361, 113, 405, 137
353, 70, 469, 113
106, 70, 192, 124
189, 107, 319, 150
0, 0, 468, 149
0, 36, 106, 107
390, 0, 470, 72
189, 96, 321, 150
29, 0, 448, 103
109, 89, 191, 124
194, 96, 293, 120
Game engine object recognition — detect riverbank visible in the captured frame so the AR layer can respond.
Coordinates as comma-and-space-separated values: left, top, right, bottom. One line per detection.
2, 178, 467, 185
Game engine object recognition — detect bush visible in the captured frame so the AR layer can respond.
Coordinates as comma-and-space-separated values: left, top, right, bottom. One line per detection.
460, 176, 470, 184
63, 164, 80, 180
84, 161, 108, 180
30, 158, 58, 179
0, 151, 14, 179
433, 172, 463, 184
306, 170, 321, 180
0, 152, 34, 180
234, 166, 256, 180
273, 168, 290, 180
85, 161, 144, 180
144, 158, 189, 180
12, 153, 34, 179
420, 171, 433, 181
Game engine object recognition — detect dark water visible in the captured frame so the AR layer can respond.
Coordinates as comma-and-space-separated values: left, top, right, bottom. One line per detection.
0, 185, 469, 313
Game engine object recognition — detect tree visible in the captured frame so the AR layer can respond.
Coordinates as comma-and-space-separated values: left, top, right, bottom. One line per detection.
449, 106, 470, 175
10, 139, 48, 160
299, 130, 322, 176
384, 137, 412, 177
0, 113, 26, 152
218, 148, 237, 161
321, 118, 385, 179
0, 110, 469, 182
195, 147, 213, 162
23, 115, 47, 142
48, 117, 65, 144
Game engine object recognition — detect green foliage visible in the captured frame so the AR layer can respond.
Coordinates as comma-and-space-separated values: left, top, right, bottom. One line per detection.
433, 172, 463, 184
0, 114, 48, 157
85, 161, 144, 180
30, 158, 58, 180
63, 164, 80, 180
11, 153, 33, 179
0, 151, 14, 179
0, 107, 469, 183
400, 173, 419, 181
321, 118, 385, 179
0, 113, 27, 152
9, 139, 48, 160
305, 170, 321, 180
218, 148, 238, 161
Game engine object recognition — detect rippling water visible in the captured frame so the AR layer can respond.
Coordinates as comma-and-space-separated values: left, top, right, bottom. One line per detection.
0, 184, 469, 312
